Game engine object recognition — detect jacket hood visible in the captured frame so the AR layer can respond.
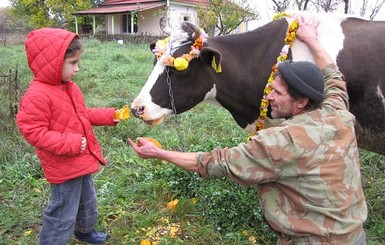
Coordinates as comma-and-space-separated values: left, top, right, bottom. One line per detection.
25, 28, 78, 85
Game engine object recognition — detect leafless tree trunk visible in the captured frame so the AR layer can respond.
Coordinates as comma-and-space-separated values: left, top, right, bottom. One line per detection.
343, 0, 349, 13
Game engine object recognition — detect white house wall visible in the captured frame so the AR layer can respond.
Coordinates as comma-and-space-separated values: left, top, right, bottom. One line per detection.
137, 7, 164, 35
167, 4, 199, 30
103, 3, 200, 35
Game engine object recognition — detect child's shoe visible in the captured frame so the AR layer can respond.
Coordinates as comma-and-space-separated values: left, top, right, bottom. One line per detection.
74, 229, 110, 244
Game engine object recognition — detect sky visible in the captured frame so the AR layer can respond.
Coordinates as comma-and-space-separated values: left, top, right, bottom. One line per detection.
249, 0, 385, 27
0, 0, 9, 8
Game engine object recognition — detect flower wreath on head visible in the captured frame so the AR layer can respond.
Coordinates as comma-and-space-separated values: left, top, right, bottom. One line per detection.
152, 29, 208, 71
250, 13, 299, 137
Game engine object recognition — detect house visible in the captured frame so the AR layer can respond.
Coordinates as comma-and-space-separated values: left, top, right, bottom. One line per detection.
72, 0, 209, 36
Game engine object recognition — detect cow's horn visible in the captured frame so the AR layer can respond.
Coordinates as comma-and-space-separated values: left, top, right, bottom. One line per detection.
182, 21, 201, 40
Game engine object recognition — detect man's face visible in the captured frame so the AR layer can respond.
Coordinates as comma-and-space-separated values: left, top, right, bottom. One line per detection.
62, 51, 81, 82
266, 77, 298, 119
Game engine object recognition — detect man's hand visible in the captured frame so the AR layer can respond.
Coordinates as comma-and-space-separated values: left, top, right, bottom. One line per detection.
295, 16, 320, 45
128, 137, 161, 159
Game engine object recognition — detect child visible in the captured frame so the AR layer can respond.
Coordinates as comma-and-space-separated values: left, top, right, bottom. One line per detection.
16, 28, 128, 244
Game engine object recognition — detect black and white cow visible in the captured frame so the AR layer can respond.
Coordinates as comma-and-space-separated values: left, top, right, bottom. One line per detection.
130, 13, 385, 156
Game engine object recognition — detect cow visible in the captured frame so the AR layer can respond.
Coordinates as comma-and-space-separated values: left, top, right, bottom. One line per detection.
130, 12, 385, 156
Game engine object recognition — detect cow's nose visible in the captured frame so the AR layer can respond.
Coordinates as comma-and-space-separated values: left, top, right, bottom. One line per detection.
130, 105, 145, 118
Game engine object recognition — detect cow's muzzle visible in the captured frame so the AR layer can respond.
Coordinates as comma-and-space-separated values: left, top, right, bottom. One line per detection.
130, 105, 145, 118
130, 105, 164, 125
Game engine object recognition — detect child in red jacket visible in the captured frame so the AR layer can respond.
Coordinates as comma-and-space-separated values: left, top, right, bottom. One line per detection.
16, 28, 128, 244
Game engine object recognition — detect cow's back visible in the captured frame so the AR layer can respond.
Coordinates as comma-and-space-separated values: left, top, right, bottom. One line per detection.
337, 18, 385, 153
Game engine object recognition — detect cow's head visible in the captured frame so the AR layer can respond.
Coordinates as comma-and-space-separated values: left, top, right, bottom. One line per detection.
130, 22, 222, 125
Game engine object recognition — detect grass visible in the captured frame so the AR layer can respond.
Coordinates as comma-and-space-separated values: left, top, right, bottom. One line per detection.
1, 38, 384, 245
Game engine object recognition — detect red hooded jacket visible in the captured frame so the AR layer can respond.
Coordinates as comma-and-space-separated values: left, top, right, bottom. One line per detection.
16, 28, 116, 184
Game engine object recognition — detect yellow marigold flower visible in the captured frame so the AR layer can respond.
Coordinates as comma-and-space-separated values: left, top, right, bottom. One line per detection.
261, 99, 269, 107
173, 57, 189, 71
140, 240, 152, 245
169, 226, 178, 237
167, 199, 179, 209
156, 38, 168, 48
191, 197, 197, 204
114, 105, 130, 121
249, 235, 257, 244
264, 86, 272, 94
160, 217, 169, 224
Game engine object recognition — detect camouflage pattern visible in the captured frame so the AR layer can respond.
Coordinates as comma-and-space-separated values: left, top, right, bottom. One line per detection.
196, 64, 367, 244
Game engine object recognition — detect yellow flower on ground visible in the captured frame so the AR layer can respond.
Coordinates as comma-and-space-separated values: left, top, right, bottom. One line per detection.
248, 235, 257, 244
140, 239, 152, 245
167, 199, 179, 209
191, 197, 197, 204
169, 226, 179, 237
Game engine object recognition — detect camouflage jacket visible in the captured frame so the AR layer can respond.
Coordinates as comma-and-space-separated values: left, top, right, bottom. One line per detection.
196, 64, 367, 243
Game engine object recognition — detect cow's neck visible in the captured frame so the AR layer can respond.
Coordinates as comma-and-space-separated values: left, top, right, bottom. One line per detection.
212, 18, 290, 130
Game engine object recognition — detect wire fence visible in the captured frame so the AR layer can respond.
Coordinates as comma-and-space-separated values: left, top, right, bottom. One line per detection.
0, 66, 20, 130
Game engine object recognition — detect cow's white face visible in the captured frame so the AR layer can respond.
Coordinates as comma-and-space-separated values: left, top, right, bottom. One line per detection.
130, 22, 216, 125
130, 63, 172, 125
130, 25, 191, 125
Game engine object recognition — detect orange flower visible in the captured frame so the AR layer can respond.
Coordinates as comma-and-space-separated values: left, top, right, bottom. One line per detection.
114, 105, 130, 121
140, 240, 152, 245
138, 137, 162, 148
167, 199, 179, 209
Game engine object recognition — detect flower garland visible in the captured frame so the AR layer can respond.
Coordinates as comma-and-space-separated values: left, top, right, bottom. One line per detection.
252, 18, 299, 135
153, 29, 208, 71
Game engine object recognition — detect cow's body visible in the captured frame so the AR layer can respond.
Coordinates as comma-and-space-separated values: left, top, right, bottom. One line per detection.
131, 13, 385, 155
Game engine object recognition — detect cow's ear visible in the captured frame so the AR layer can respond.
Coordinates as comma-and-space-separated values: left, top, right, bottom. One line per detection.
200, 47, 222, 73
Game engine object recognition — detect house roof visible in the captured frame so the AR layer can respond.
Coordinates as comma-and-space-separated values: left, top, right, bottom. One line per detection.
73, 1, 165, 15
73, 0, 208, 16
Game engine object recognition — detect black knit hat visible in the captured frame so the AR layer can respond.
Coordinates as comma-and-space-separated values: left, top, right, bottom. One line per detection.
277, 60, 324, 103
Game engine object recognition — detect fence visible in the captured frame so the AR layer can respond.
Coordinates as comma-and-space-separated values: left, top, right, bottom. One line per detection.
0, 66, 20, 130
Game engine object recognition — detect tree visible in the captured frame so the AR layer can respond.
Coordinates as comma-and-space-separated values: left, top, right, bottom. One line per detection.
196, 0, 259, 36
360, 0, 385, 20
10, 0, 94, 30
269, 0, 385, 19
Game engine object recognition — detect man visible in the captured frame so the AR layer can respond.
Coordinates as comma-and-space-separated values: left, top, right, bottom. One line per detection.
128, 17, 367, 244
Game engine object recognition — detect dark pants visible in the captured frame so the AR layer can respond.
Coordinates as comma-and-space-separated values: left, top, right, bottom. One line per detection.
38, 175, 98, 245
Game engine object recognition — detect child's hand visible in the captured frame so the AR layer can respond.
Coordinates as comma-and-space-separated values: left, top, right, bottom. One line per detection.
114, 105, 130, 121
81, 137, 87, 153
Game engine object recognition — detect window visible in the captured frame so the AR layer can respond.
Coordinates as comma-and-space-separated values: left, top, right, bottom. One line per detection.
122, 13, 138, 33
183, 16, 190, 22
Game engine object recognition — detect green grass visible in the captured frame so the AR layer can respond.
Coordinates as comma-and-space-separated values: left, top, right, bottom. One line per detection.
1, 38, 384, 245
